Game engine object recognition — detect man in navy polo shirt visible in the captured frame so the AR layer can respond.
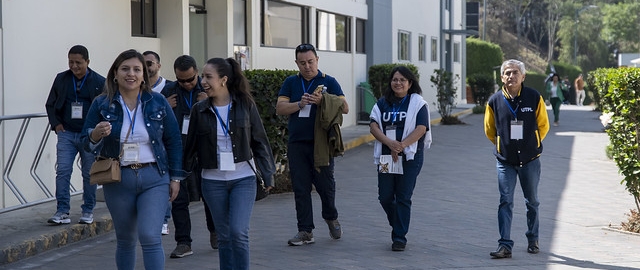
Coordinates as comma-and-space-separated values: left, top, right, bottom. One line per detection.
45, 45, 105, 225
276, 43, 349, 246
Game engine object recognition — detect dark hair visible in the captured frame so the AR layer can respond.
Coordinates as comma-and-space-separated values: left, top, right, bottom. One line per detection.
69, 45, 89, 60
205, 57, 254, 106
173, 55, 198, 72
104, 49, 151, 100
143, 50, 160, 63
295, 43, 317, 57
551, 73, 560, 80
384, 66, 422, 102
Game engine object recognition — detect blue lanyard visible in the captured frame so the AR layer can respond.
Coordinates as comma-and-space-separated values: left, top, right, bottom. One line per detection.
183, 90, 194, 110
152, 77, 162, 89
391, 96, 407, 125
212, 102, 231, 137
300, 77, 316, 95
72, 72, 88, 102
502, 95, 519, 120
124, 92, 141, 135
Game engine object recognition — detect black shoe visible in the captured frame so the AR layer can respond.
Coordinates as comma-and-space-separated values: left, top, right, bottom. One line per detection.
210, 232, 218, 250
391, 242, 406, 251
527, 241, 539, 254
489, 246, 512, 259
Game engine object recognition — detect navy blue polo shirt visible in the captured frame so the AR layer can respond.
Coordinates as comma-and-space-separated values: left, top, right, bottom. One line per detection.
278, 71, 344, 143
371, 96, 429, 154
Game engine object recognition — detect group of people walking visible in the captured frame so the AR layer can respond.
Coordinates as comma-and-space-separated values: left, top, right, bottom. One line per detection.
45, 43, 552, 270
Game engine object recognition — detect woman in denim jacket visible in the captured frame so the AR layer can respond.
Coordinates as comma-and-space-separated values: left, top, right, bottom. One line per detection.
82, 49, 184, 270
183, 57, 275, 270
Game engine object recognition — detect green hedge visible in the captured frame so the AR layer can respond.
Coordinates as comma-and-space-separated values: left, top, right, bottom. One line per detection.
466, 37, 503, 76
525, 72, 548, 100
368, 63, 419, 99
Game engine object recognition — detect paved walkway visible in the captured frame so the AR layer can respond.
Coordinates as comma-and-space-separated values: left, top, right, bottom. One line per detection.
3, 104, 640, 269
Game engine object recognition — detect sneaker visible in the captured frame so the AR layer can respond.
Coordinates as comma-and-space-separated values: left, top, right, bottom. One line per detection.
325, 219, 342, 239
79, 213, 94, 224
161, 223, 170, 235
170, 244, 193, 258
210, 232, 218, 249
391, 242, 406, 251
47, 212, 70, 224
287, 231, 315, 246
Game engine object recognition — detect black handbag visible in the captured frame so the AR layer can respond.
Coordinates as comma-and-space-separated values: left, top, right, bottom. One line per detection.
247, 161, 269, 201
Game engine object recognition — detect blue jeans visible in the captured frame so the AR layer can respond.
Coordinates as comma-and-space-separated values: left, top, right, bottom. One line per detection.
288, 141, 338, 232
496, 158, 540, 250
103, 165, 169, 270
201, 176, 255, 270
55, 131, 96, 214
378, 150, 424, 244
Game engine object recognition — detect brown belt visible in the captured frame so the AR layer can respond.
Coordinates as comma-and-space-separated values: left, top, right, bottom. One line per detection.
123, 163, 155, 170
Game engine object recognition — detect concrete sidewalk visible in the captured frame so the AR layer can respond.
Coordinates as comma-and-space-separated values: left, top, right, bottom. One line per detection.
4, 104, 640, 269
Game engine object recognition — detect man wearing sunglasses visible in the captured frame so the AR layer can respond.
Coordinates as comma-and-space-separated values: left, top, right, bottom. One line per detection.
143, 51, 169, 93
161, 55, 215, 258
276, 43, 349, 246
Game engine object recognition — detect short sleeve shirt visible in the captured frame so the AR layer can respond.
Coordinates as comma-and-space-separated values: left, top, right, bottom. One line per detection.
371, 96, 429, 154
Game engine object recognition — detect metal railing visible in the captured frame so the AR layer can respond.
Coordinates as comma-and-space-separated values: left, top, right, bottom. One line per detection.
0, 113, 80, 214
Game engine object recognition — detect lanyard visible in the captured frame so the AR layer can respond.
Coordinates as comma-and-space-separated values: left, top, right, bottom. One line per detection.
123, 92, 141, 135
300, 77, 316, 95
212, 102, 231, 137
502, 95, 519, 120
391, 96, 407, 125
72, 72, 88, 102
152, 77, 162, 89
183, 90, 194, 110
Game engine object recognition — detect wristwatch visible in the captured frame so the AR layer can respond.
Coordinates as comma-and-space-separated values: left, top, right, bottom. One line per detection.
170, 179, 181, 183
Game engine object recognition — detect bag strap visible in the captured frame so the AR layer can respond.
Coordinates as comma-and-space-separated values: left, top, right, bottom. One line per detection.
119, 102, 137, 160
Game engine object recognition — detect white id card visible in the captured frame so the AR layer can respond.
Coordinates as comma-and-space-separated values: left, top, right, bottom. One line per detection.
122, 143, 140, 162
298, 104, 311, 118
71, 102, 83, 119
385, 125, 397, 141
379, 155, 403, 174
182, 116, 190, 135
510, 120, 523, 140
219, 152, 236, 171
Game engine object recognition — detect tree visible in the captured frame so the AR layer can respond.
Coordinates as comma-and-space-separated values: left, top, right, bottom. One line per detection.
602, 2, 640, 53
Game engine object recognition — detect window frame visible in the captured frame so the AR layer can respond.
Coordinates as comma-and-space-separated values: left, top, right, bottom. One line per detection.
418, 35, 427, 62
261, 0, 309, 48
398, 30, 411, 61
355, 18, 366, 53
453, 41, 460, 63
131, 0, 157, 38
431, 36, 438, 62
316, 10, 351, 53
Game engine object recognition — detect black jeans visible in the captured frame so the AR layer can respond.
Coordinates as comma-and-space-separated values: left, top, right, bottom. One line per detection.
172, 165, 215, 246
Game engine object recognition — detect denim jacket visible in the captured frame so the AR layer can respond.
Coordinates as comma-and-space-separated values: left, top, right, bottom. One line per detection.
82, 91, 185, 180
183, 96, 276, 187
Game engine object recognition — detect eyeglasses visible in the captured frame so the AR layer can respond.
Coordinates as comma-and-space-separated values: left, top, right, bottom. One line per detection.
177, 75, 196, 84
392, 78, 408, 84
295, 44, 316, 53
145, 60, 157, 67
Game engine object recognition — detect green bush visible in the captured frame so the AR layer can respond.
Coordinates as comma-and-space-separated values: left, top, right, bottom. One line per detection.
430, 68, 462, 124
591, 67, 640, 212
524, 72, 548, 100
466, 37, 503, 76
467, 73, 494, 107
368, 63, 419, 99
244, 69, 298, 193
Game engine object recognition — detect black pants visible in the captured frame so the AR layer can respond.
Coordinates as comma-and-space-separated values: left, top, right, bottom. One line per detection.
172, 164, 215, 246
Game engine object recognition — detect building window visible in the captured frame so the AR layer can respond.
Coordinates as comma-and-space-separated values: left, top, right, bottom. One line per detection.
453, 41, 460, 63
131, 0, 156, 37
317, 11, 350, 52
398, 31, 410, 61
262, 0, 308, 48
431, 36, 438, 62
356, 18, 365, 53
418, 35, 426, 61
234, 0, 247, 45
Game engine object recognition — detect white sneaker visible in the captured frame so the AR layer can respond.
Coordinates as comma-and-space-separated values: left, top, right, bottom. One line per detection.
47, 212, 71, 224
162, 223, 169, 235
79, 213, 94, 224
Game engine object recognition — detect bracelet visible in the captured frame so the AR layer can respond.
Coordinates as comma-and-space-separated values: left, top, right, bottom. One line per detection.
297, 101, 303, 109
170, 179, 181, 183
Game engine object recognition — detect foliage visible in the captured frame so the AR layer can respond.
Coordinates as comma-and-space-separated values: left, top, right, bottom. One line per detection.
466, 38, 503, 76
621, 209, 640, 233
244, 69, 298, 193
472, 105, 485, 114
602, 2, 640, 53
467, 73, 494, 107
524, 72, 548, 100
590, 67, 640, 212
368, 63, 419, 99
430, 69, 462, 125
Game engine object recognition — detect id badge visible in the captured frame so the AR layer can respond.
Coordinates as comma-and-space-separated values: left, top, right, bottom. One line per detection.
71, 102, 83, 119
182, 116, 190, 135
122, 143, 140, 162
219, 152, 236, 171
298, 104, 311, 118
510, 120, 523, 140
386, 125, 397, 141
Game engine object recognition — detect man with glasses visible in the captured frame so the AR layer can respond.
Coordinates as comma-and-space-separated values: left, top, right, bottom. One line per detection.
45, 45, 105, 225
143, 51, 169, 93
276, 43, 349, 246
161, 55, 215, 258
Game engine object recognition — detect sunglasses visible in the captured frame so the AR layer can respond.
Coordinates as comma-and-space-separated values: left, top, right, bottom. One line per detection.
145, 60, 156, 67
295, 44, 316, 52
177, 75, 196, 84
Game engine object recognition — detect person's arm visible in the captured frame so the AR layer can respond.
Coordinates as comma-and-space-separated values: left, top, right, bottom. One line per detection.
536, 96, 550, 141
276, 96, 308, 116
370, 121, 403, 162
249, 102, 276, 189
45, 75, 63, 132
484, 103, 497, 145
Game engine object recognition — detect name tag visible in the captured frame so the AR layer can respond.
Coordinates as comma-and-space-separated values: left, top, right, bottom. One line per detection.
182, 116, 190, 135
298, 104, 311, 118
219, 152, 236, 171
71, 102, 83, 119
122, 143, 140, 162
386, 125, 397, 141
510, 120, 523, 140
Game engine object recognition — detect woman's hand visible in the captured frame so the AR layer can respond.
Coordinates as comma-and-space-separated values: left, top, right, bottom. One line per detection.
91, 121, 112, 142
169, 181, 180, 201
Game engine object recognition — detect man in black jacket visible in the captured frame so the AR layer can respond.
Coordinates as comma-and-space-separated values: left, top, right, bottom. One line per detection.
45, 45, 105, 225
